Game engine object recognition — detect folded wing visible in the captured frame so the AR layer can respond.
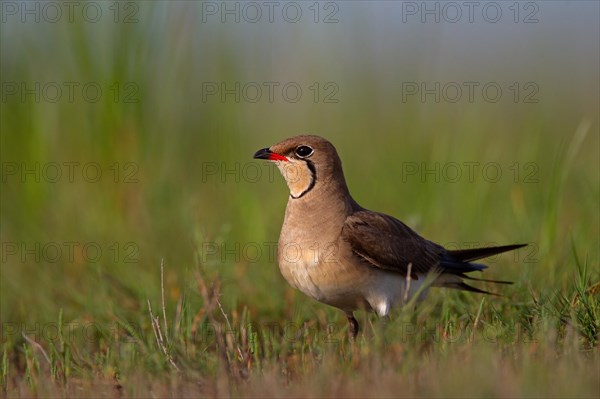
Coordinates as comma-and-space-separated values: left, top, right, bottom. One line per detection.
341, 210, 526, 292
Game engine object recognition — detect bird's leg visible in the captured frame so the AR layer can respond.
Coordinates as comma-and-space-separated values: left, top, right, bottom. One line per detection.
345, 311, 359, 339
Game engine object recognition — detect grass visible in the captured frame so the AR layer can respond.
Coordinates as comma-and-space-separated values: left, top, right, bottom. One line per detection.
1, 2, 599, 398
3, 259, 598, 397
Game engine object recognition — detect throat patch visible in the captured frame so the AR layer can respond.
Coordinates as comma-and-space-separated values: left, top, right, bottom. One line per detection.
290, 160, 317, 199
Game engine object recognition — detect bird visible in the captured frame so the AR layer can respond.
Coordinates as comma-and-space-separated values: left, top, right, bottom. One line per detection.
253, 135, 526, 338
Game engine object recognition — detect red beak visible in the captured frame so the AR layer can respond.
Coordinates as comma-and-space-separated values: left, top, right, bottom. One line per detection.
253, 148, 288, 162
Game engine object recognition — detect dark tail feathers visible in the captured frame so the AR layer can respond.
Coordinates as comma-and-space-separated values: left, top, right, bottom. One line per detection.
443, 243, 528, 295
444, 282, 502, 296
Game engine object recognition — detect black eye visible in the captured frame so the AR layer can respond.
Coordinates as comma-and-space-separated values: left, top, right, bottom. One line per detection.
295, 145, 314, 158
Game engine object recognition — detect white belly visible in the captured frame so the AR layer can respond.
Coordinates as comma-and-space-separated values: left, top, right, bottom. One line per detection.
279, 251, 431, 316
364, 272, 430, 317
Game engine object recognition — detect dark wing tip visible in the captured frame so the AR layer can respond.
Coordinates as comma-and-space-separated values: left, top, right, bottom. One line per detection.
446, 243, 528, 263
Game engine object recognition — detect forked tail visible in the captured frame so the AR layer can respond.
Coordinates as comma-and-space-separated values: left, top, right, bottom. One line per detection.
439, 243, 528, 295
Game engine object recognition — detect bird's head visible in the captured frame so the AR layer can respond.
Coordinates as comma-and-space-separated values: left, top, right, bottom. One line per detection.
253, 135, 346, 199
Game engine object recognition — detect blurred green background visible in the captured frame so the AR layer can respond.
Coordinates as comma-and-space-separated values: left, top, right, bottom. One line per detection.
1, 1, 598, 334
